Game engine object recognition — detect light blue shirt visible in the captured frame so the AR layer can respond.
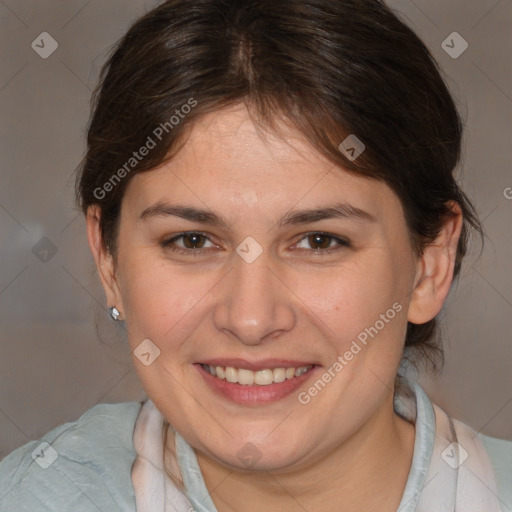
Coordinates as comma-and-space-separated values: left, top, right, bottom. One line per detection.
0, 382, 511, 511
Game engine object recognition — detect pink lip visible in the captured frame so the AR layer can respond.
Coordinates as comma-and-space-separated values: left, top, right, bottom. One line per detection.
198, 358, 316, 372
194, 363, 320, 406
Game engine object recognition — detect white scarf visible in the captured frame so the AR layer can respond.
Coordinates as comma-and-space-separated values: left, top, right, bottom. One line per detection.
131, 382, 504, 512
131, 399, 194, 512
413, 403, 504, 511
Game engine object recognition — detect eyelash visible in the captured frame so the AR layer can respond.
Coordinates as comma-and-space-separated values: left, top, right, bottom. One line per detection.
160, 231, 351, 256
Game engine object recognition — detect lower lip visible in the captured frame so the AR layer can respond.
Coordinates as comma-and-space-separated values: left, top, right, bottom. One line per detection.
195, 364, 320, 405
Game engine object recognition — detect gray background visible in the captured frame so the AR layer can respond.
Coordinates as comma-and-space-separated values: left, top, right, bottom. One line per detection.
0, 0, 511, 460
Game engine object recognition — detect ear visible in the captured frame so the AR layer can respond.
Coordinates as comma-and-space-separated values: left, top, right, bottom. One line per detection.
85, 205, 125, 319
407, 201, 463, 324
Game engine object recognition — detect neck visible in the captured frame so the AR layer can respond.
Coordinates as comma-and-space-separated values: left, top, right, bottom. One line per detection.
195, 393, 415, 512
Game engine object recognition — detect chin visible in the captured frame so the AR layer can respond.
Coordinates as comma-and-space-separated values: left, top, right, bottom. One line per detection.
204, 431, 308, 472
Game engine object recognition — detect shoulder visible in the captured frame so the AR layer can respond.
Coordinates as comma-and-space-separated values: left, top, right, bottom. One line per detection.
0, 401, 143, 512
478, 432, 512, 509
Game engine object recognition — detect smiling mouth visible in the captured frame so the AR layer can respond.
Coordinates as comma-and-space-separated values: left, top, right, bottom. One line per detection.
200, 363, 314, 386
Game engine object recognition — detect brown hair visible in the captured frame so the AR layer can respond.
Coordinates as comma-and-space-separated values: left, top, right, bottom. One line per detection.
76, 0, 481, 415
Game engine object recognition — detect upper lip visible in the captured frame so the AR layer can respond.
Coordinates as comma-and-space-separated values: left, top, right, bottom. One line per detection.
198, 358, 317, 371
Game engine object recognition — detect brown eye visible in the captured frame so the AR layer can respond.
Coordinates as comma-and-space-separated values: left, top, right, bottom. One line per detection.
160, 232, 216, 253
308, 234, 332, 250
181, 233, 207, 249
294, 232, 351, 253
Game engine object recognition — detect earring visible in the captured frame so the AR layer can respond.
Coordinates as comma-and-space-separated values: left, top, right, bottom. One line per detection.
109, 306, 121, 321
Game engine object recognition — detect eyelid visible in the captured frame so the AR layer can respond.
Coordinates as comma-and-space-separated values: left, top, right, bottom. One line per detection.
291, 232, 351, 252
161, 231, 218, 250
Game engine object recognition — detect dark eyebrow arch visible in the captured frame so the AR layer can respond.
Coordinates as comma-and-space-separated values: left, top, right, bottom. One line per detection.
138, 201, 376, 228
278, 203, 376, 226
138, 202, 232, 230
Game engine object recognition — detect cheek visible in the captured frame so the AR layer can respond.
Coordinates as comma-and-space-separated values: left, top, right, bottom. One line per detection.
118, 259, 216, 410
118, 254, 215, 352
296, 257, 404, 344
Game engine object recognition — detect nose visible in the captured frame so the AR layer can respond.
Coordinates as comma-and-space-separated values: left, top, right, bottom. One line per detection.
213, 250, 296, 346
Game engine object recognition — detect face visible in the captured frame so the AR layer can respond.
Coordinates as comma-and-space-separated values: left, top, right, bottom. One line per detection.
99, 103, 422, 471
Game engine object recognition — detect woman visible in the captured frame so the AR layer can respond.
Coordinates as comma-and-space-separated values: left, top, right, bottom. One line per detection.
0, 0, 510, 510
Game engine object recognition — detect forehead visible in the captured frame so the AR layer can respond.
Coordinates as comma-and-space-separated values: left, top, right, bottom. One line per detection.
122, 103, 402, 222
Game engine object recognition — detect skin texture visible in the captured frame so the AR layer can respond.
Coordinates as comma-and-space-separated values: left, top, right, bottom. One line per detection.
86, 103, 462, 511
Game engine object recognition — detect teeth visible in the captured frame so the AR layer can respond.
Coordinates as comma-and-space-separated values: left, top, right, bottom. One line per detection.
238, 368, 254, 385
285, 367, 295, 379
225, 367, 237, 383
202, 364, 313, 385
254, 369, 273, 385
273, 368, 286, 383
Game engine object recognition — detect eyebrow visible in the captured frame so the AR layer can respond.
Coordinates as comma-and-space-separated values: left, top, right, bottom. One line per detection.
138, 201, 376, 228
